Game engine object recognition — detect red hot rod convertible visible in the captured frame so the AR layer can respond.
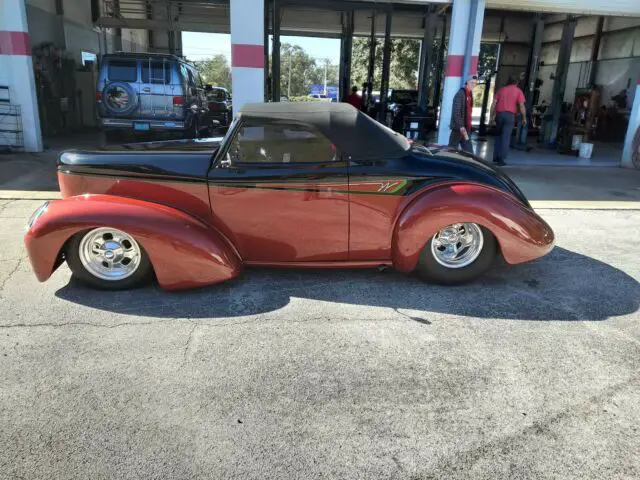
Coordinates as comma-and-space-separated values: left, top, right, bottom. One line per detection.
25, 103, 554, 290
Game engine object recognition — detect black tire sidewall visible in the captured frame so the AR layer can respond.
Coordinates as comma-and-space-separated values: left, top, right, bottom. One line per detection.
104, 130, 124, 144
185, 117, 199, 139
66, 229, 153, 290
417, 226, 497, 285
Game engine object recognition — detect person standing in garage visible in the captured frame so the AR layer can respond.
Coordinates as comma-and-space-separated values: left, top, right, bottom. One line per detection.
490, 76, 527, 166
345, 86, 363, 111
448, 76, 477, 154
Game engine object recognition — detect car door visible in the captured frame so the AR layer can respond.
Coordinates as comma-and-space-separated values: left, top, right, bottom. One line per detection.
207, 119, 349, 263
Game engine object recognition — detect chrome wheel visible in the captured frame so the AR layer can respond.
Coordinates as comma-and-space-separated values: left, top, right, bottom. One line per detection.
431, 223, 484, 269
78, 228, 142, 281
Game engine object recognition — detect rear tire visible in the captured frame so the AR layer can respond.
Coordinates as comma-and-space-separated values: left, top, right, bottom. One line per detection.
417, 223, 497, 285
191, 118, 200, 139
104, 130, 124, 144
66, 228, 153, 290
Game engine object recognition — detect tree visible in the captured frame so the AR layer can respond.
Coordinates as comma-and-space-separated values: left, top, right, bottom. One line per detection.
308, 58, 339, 92
279, 43, 318, 97
351, 37, 420, 91
477, 43, 499, 81
193, 55, 232, 91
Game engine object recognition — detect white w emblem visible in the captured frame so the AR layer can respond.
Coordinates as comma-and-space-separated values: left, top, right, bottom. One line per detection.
377, 181, 395, 192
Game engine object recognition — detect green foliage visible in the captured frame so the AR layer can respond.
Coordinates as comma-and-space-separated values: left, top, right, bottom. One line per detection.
477, 43, 499, 80
289, 95, 324, 102
193, 55, 232, 91
278, 43, 339, 97
351, 37, 421, 91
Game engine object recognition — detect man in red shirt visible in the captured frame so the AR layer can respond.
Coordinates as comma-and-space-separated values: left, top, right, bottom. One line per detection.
490, 76, 527, 166
448, 76, 477, 154
346, 86, 363, 110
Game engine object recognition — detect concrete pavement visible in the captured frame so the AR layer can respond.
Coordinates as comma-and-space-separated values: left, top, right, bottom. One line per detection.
1, 199, 639, 479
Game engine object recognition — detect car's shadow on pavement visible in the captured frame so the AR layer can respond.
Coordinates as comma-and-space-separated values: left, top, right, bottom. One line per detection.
55, 247, 639, 322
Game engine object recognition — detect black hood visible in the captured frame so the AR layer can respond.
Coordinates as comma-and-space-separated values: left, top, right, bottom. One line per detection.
412, 145, 531, 207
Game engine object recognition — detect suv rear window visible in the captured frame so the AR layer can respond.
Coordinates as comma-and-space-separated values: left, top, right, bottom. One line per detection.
108, 60, 137, 82
141, 61, 171, 84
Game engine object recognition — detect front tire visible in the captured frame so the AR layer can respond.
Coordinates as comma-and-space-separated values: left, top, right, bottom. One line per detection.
417, 223, 496, 285
66, 227, 152, 290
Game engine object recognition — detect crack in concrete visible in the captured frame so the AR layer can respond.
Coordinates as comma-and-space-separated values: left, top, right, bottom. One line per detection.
0, 314, 396, 331
181, 323, 198, 368
0, 257, 24, 295
0, 320, 161, 329
0, 200, 16, 217
423, 373, 640, 478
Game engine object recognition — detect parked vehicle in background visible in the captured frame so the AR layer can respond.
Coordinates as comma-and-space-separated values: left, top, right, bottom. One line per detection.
206, 86, 232, 127
96, 53, 213, 141
308, 93, 331, 102
387, 89, 418, 129
385, 89, 436, 134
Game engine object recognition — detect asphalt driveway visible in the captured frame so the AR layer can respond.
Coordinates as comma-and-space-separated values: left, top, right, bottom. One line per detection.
1, 201, 639, 479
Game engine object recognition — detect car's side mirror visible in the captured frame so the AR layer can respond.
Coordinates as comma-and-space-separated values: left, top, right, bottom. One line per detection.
220, 152, 232, 168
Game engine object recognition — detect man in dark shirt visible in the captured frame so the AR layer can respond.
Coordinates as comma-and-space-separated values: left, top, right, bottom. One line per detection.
346, 86, 363, 110
449, 76, 477, 154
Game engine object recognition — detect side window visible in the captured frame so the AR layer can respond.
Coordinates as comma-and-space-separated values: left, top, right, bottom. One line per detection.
182, 65, 194, 87
230, 121, 336, 165
108, 59, 137, 82
141, 61, 170, 84
187, 67, 197, 88
180, 64, 189, 83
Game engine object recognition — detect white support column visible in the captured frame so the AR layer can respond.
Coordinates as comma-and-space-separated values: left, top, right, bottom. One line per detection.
0, 0, 43, 152
621, 80, 640, 169
437, 0, 485, 146
230, 0, 265, 111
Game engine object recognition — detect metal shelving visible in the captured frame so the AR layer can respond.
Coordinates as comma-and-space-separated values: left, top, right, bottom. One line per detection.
0, 86, 24, 151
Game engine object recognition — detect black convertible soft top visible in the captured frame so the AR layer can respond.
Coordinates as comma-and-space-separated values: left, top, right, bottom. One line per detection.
238, 102, 411, 160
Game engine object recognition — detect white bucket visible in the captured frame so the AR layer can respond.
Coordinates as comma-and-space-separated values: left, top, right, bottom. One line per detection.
571, 134, 583, 150
579, 142, 593, 159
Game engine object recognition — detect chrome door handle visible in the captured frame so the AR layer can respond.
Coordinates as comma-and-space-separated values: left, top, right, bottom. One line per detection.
143, 87, 151, 93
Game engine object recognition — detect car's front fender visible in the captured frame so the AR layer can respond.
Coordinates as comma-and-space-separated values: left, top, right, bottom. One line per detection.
392, 183, 555, 273
24, 195, 243, 290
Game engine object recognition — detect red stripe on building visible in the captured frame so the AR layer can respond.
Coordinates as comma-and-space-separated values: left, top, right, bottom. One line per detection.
231, 44, 264, 68
470, 56, 479, 76
0, 31, 31, 56
445, 54, 480, 78
445, 55, 464, 77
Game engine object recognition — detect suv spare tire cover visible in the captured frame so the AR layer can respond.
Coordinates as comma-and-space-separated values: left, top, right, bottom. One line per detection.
102, 82, 139, 116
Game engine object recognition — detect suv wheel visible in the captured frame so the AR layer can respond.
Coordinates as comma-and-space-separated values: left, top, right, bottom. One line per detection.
191, 118, 200, 139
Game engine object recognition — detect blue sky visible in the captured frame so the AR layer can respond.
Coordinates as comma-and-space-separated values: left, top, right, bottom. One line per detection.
182, 32, 341, 64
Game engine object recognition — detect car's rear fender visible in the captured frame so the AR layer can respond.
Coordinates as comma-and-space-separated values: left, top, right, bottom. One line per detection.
392, 183, 555, 273
24, 195, 242, 290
